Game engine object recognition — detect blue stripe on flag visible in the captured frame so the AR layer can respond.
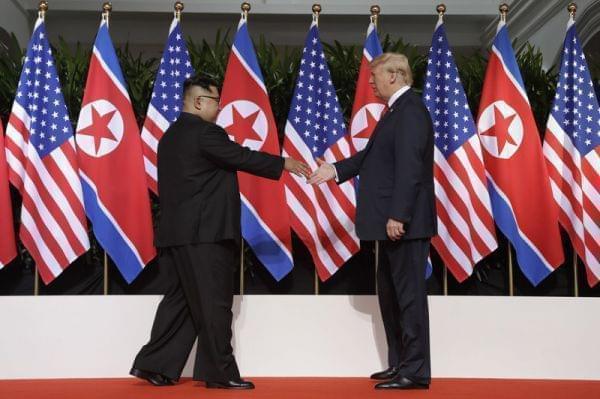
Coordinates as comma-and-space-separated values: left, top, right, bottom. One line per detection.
493, 25, 526, 92
233, 22, 265, 84
488, 183, 553, 286
365, 26, 383, 59
81, 178, 144, 283
241, 201, 293, 281
94, 22, 128, 90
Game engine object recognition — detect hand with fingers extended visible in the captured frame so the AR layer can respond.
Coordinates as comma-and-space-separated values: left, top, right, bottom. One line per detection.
284, 157, 312, 179
386, 218, 405, 241
307, 157, 336, 185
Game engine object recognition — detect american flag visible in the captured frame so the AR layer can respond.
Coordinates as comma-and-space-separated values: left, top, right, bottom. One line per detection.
282, 21, 360, 281
4, 17, 89, 284
141, 16, 194, 194
543, 16, 600, 286
423, 18, 497, 282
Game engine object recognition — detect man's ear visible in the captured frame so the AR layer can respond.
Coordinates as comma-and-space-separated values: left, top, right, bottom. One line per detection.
194, 96, 202, 111
389, 71, 397, 84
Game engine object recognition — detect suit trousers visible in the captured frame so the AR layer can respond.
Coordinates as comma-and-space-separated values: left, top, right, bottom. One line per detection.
377, 238, 431, 384
132, 241, 240, 382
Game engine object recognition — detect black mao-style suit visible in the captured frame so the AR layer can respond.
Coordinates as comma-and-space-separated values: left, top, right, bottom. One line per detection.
133, 112, 284, 383
335, 88, 437, 384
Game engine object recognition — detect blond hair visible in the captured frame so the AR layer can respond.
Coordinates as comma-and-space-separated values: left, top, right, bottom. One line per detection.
370, 53, 413, 86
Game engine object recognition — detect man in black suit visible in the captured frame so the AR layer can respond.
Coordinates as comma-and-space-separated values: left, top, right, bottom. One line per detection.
130, 75, 310, 390
309, 53, 436, 390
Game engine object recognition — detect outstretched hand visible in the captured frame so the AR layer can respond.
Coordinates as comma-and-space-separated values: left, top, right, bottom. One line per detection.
284, 157, 312, 179
307, 157, 336, 185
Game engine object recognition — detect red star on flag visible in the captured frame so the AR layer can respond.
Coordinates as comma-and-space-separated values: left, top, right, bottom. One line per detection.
353, 107, 379, 139
78, 106, 118, 154
480, 105, 517, 154
228, 107, 263, 144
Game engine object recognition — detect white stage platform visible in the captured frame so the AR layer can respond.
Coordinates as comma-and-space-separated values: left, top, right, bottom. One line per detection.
1, 295, 599, 380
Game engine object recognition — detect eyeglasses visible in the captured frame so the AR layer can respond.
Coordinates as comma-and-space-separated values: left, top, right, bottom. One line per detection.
198, 95, 220, 103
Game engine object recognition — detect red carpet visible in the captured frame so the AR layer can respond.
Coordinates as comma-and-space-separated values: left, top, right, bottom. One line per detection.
1, 377, 600, 399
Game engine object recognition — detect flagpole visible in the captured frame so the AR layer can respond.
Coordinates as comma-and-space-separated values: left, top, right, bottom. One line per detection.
497, 3, 515, 297
31, 1, 48, 297
100, 1, 111, 296
370, 4, 381, 296
34, 266, 40, 296
436, 3, 449, 296
235, 3, 252, 297
568, 1, 580, 300
240, 241, 245, 295
508, 242, 514, 296
103, 252, 108, 295
573, 251, 579, 297
312, 3, 321, 294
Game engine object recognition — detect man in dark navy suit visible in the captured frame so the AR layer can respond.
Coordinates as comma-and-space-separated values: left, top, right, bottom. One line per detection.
131, 75, 310, 390
309, 53, 436, 390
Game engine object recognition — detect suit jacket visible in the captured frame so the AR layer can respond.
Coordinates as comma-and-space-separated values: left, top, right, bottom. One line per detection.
155, 112, 284, 247
335, 88, 437, 241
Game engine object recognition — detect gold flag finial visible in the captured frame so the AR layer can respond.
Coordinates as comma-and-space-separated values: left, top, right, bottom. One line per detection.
102, 2, 112, 23
437, 4, 446, 16
38, 1, 48, 18
241, 2, 251, 13
499, 3, 509, 22
312, 3, 321, 25
567, 2, 577, 16
370, 5, 380, 26
174, 1, 184, 20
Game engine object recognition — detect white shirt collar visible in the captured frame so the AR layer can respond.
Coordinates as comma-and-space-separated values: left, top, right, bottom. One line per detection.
387, 85, 411, 108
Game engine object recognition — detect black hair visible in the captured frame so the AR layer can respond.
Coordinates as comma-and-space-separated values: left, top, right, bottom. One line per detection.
183, 74, 221, 95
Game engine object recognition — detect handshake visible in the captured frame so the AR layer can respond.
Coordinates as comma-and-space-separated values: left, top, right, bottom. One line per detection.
283, 157, 336, 185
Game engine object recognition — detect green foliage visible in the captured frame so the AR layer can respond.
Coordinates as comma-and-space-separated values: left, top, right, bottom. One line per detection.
52, 37, 90, 121
0, 32, 23, 121
456, 52, 487, 115
255, 35, 301, 137
116, 43, 159, 125
515, 43, 557, 134
0, 29, 576, 144
187, 29, 231, 83
322, 40, 360, 120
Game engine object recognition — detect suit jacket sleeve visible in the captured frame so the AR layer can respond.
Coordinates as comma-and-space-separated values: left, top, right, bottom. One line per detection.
200, 124, 285, 180
333, 150, 366, 184
390, 101, 431, 223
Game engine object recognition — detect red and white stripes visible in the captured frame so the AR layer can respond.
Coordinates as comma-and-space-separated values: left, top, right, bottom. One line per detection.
283, 122, 359, 280
5, 103, 89, 283
432, 135, 497, 281
544, 116, 600, 286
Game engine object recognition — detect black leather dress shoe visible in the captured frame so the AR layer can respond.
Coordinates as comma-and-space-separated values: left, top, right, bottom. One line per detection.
370, 366, 400, 380
206, 379, 255, 390
130, 367, 175, 386
374, 376, 429, 390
